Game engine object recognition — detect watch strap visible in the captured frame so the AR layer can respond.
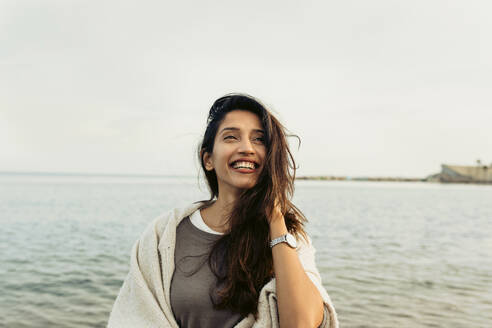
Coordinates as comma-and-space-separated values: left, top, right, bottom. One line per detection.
270, 234, 287, 248
270, 233, 296, 248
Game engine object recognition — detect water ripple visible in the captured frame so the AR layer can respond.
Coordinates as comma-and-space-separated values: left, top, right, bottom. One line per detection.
1, 177, 492, 327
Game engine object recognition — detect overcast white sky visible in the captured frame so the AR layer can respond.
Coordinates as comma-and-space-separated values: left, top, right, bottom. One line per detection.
1, 0, 491, 177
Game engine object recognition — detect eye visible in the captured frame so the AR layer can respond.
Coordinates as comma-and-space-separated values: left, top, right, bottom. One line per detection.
254, 137, 265, 143
224, 135, 237, 140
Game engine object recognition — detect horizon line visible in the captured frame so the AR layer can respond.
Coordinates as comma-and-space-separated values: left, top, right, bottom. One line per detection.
0, 170, 196, 178
0, 170, 426, 179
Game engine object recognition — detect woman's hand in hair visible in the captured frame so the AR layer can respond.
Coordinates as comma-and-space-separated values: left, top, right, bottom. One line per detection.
268, 198, 286, 229
269, 198, 288, 239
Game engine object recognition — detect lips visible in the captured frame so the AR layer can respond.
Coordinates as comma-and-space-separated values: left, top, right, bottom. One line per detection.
229, 159, 259, 169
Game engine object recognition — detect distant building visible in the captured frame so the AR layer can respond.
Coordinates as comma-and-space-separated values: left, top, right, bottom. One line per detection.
427, 164, 492, 183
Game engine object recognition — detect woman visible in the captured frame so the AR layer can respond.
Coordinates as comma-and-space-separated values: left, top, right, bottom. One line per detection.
108, 94, 338, 328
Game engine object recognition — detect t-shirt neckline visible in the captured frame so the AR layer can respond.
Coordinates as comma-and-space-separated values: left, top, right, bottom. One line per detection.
190, 209, 224, 235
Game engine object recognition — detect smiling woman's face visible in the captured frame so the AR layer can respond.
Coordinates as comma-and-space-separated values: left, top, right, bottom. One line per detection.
203, 109, 266, 196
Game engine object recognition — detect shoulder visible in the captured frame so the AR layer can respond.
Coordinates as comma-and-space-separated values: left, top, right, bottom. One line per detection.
139, 202, 204, 243
295, 233, 322, 282
295, 233, 317, 258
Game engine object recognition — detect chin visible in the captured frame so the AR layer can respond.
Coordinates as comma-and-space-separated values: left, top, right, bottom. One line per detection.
234, 180, 258, 191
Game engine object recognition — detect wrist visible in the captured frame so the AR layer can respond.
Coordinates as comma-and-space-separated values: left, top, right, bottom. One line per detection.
269, 217, 288, 240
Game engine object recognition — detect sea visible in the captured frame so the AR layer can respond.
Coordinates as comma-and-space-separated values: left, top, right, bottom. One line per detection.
0, 173, 491, 328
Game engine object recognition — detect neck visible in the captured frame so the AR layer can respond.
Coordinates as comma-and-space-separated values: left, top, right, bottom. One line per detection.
201, 192, 239, 233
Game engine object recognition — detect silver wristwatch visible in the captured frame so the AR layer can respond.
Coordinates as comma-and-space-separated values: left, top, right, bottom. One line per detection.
270, 233, 297, 248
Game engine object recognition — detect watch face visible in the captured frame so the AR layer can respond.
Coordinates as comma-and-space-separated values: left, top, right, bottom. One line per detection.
286, 233, 297, 248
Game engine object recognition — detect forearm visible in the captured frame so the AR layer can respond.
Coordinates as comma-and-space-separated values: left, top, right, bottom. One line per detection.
270, 218, 324, 328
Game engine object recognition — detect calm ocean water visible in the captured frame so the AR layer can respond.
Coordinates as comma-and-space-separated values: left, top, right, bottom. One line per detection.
0, 173, 491, 327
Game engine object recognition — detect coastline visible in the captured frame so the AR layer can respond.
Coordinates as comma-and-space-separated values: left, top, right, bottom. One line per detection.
295, 175, 492, 184
296, 175, 424, 182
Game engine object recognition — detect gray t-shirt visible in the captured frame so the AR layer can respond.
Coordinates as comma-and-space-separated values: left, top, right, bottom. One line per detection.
170, 216, 243, 328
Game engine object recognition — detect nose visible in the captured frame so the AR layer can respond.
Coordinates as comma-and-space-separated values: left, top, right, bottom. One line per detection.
238, 138, 255, 154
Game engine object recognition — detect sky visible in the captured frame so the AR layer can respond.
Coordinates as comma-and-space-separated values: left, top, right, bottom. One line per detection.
1, 0, 491, 178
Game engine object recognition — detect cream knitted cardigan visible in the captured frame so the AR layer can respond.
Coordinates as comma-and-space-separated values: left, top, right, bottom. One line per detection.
108, 202, 339, 328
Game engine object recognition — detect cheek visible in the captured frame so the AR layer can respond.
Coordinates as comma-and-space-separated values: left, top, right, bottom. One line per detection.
258, 148, 267, 161
215, 153, 230, 169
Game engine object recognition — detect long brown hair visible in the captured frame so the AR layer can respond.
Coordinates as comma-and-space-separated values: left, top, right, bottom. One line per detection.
197, 93, 308, 318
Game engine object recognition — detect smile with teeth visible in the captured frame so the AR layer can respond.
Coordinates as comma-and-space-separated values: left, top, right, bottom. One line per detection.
231, 161, 257, 170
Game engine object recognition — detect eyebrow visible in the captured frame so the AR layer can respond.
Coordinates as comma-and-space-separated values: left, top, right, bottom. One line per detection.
219, 127, 265, 134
